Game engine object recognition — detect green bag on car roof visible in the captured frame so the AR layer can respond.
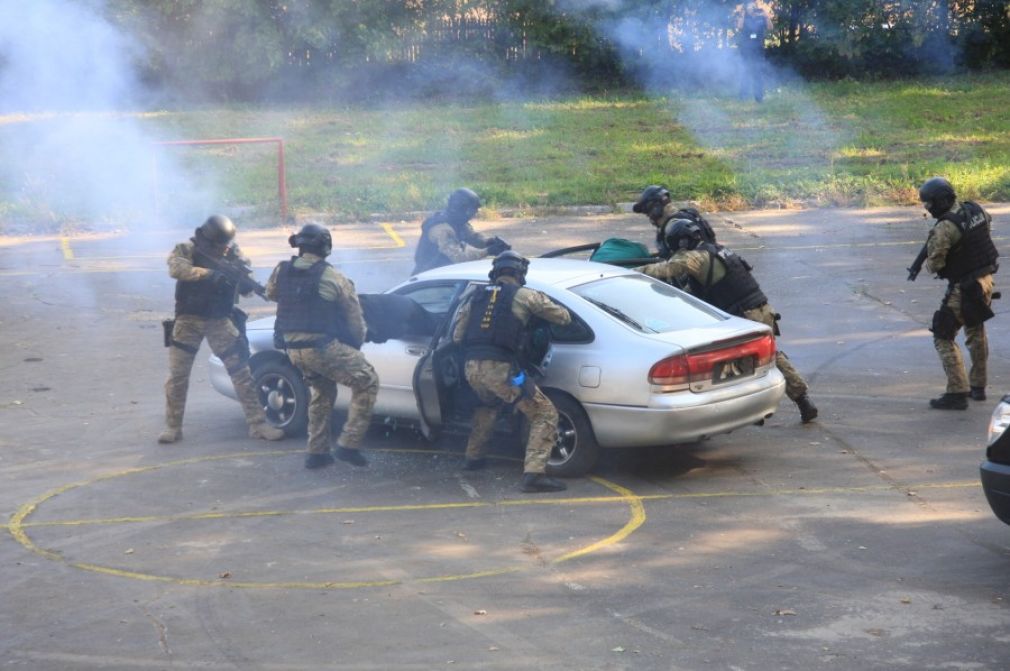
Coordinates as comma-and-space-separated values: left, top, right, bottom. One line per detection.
589, 238, 652, 265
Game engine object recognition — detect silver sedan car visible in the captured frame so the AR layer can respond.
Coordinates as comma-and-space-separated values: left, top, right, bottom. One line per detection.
210, 257, 786, 476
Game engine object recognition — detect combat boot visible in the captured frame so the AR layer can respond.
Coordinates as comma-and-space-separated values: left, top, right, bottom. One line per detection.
157, 427, 182, 444
970, 386, 987, 401
463, 457, 487, 471
520, 473, 567, 493
929, 392, 968, 410
249, 423, 285, 441
795, 395, 818, 423
336, 446, 369, 467
305, 452, 335, 469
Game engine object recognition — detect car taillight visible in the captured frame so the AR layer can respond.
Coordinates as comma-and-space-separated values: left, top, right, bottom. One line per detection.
649, 334, 776, 388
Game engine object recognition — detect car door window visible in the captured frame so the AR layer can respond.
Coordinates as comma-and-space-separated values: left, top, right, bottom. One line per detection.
393, 282, 464, 327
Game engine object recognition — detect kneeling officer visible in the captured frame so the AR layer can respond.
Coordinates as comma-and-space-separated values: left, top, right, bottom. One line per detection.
452, 251, 573, 492
267, 223, 379, 469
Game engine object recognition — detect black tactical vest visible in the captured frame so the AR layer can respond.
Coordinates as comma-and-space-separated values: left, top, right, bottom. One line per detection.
413, 212, 453, 274
274, 258, 349, 342
937, 202, 999, 282
462, 282, 525, 362
174, 242, 238, 318
686, 243, 768, 316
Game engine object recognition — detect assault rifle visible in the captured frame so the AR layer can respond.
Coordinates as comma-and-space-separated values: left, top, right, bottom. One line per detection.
907, 243, 928, 281
192, 243, 268, 299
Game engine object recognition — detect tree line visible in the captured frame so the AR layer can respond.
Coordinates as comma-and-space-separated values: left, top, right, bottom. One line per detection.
106, 1, 1010, 101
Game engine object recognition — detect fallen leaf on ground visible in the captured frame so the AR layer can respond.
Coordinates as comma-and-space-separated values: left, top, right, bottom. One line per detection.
774, 609, 797, 616
474, 609, 487, 616
219, 572, 231, 579
611, 646, 625, 653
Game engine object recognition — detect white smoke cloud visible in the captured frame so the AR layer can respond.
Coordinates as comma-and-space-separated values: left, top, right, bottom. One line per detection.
0, 0, 211, 230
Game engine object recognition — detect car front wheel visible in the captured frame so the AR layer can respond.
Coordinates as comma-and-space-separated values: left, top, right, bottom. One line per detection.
543, 389, 601, 478
253, 360, 308, 437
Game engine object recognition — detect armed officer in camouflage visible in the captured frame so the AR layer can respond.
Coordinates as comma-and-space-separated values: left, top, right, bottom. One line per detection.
412, 188, 511, 275
918, 177, 999, 410
451, 251, 573, 492
266, 223, 379, 469
159, 215, 284, 444
632, 185, 716, 258
634, 217, 819, 423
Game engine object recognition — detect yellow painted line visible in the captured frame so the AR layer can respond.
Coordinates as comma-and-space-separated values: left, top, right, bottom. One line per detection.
381, 222, 406, 248
554, 476, 646, 562
9, 480, 982, 531
5, 450, 644, 590
59, 237, 74, 260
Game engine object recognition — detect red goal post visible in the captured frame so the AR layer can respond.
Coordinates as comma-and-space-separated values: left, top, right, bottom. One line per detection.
152, 137, 288, 226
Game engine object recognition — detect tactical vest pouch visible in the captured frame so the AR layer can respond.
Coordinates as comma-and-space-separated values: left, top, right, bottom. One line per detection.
960, 279, 995, 327
162, 319, 175, 348
931, 305, 960, 340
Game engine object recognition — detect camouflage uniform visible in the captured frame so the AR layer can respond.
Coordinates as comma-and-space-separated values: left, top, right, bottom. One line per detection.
412, 221, 491, 275
636, 250, 810, 402
266, 254, 378, 455
452, 278, 572, 473
161, 242, 282, 443
926, 206, 995, 394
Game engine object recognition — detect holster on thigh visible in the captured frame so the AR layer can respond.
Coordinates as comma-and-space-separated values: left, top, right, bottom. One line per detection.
960, 279, 994, 327
931, 305, 959, 340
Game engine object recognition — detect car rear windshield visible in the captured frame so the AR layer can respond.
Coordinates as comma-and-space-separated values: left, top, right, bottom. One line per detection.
570, 274, 726, 333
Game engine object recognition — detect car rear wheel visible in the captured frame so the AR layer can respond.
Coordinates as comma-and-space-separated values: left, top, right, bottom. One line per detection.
543, 389, 601, 478
253, 360, 308, 437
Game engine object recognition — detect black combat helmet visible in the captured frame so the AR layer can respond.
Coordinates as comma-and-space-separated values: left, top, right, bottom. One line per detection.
288, 222, 333, 257
632, 185, 671, 224
919, 177, 957, 219
196, 215, 237, 246
446, 188, 481, 221
662, 218, 705, 253
489, 250, 529, 285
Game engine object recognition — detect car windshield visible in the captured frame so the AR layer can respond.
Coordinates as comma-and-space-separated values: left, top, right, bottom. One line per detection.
570, 274, 726, 333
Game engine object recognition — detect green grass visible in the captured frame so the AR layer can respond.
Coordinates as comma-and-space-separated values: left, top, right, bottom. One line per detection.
3, 72, 1010, 227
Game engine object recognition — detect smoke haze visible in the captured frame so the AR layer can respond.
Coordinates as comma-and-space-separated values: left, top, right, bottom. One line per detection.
0, 0, 210, 231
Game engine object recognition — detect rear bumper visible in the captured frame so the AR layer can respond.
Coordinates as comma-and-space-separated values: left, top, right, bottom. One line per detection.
980, 460, 1010, 526
584, 369, 786, 447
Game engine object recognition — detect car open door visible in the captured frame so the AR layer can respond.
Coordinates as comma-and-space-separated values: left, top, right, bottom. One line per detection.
411, 283, 481, 440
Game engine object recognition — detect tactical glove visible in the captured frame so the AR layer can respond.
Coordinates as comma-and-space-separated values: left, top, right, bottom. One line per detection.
487, 236, 511, 255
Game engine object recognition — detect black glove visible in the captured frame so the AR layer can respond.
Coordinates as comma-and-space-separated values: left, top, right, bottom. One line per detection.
487, 237, 511, 255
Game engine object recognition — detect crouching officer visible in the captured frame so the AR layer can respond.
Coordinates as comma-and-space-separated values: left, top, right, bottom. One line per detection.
266, 223, 379, 468
634, 218, 819, 423
412, 187, 510, 275
918, 177, 998, 410
632, 185, 716, 257
159, 215, 284, 443
451, 251, 573, 492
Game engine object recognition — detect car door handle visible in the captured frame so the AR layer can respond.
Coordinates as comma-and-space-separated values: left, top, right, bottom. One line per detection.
405, 346, 428, 357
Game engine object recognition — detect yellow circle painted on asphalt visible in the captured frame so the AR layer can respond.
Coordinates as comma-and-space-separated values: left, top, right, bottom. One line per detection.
7, 449, 646, 590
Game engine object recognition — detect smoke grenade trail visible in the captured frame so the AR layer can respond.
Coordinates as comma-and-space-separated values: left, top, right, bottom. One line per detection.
0, 0, 210, 232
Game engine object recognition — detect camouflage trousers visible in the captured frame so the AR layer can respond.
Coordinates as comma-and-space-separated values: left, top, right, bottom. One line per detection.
164, 315, 266, 431
287, 340, 379, 454
464, 359, 558, 474
742, 303, 809, 401
934, 275, 993, 393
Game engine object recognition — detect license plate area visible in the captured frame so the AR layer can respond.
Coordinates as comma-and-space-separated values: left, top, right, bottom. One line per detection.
712, 356, 755, 383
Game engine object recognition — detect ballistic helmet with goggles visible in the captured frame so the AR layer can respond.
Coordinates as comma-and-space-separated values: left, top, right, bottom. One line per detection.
632, 185, 672, 223
446, 188, 481, 220
489, 250, 529, 285
196, 215, 237, 246
919, 177, 957, 219
288, 222, 332, 257
662, 218, 705, 253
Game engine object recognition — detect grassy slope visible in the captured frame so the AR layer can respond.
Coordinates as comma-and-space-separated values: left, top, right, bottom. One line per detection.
3, 73, 1010, 224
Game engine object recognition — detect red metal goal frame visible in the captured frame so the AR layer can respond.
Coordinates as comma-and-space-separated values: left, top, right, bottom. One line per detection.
152, 137, 288, 225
